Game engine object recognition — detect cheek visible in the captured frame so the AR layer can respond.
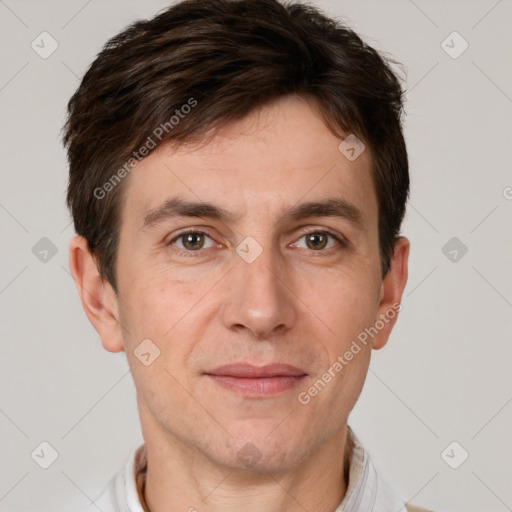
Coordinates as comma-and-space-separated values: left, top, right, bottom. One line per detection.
305, 270, 380, 346
315, 270, 379, 411
118, 267, 219, 389
118, 274, 206, 422
328, 348, 371, 423
120, 267, 193, 334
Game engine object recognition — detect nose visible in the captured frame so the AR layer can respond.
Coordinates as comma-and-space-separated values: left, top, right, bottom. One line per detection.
220, 243, 297, 339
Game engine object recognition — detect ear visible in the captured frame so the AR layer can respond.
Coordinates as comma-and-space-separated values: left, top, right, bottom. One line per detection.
372, 237, 410, 350
68, 235, 124, 353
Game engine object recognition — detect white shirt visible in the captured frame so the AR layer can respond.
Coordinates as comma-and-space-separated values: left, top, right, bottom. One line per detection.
82, 426, 407, 512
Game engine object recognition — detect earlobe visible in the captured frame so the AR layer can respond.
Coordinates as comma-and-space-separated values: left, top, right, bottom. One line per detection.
68, 235, 125, 353
372, 237, 410, 350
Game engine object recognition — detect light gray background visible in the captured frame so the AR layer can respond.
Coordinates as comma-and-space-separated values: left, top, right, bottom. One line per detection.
1, 1, 511, 511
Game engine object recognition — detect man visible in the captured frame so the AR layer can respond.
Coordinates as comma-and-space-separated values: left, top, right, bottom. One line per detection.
64, 0, 432, 510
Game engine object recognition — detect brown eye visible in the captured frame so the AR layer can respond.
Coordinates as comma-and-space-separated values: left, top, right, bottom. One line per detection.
170, 231, 215, 251
292, 231, 343, 252
305, 232, 328, 250
182, 232, 204, 250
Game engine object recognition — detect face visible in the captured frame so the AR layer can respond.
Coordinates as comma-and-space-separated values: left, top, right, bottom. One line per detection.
78, 95, 408, 473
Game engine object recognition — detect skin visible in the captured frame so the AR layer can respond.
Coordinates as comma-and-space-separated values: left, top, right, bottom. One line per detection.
69, 95, 409, 512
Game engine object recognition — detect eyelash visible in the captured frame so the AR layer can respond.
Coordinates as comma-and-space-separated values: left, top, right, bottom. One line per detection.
167, 228, 347, 256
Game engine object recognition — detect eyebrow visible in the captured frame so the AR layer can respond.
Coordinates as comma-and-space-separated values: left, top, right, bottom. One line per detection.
140, 196, 365, 231
284, 198, 365, 229
141, 197, 237, 230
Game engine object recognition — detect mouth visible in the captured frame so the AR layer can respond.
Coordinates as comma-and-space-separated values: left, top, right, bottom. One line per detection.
204, 364, 307, 397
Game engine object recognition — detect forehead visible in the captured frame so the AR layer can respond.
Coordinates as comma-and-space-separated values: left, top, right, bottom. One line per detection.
120, 95, 377, 228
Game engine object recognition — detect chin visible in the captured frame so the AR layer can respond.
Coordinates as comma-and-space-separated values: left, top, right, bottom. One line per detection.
212, 430, 308, 474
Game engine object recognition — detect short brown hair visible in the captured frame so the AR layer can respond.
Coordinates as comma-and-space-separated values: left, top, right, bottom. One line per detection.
63, 0, 409, 293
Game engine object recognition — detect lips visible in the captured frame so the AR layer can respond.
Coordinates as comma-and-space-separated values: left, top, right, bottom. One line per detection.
205, 364, 307, 396
205, 363, 307, 378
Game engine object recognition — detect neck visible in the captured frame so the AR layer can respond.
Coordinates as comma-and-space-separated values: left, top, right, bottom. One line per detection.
138, 411, 350, 512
